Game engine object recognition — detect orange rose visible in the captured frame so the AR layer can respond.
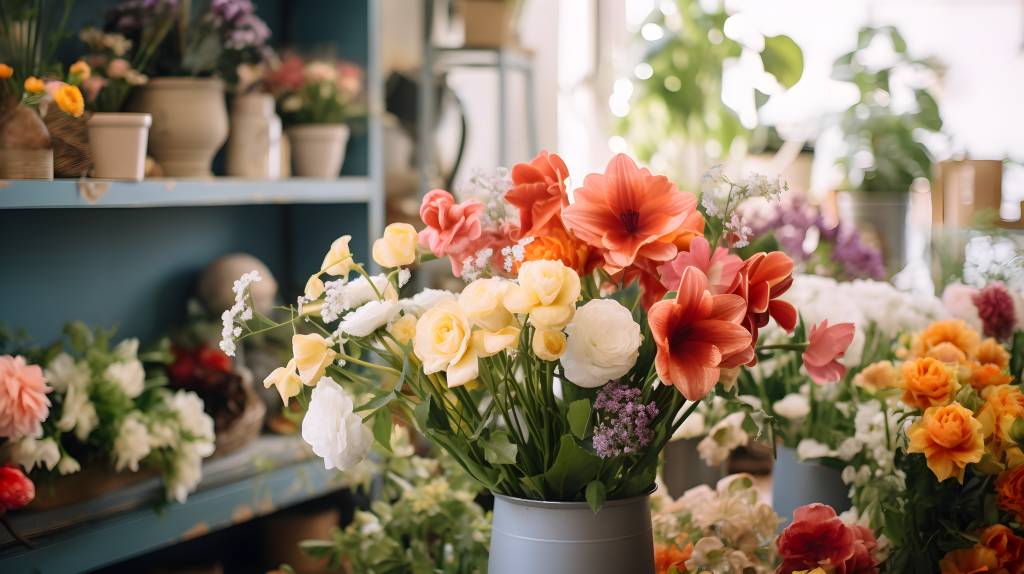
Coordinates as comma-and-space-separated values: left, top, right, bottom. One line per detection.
913, 319, 981, 359
940, 545, 1004, 574
900, 357, 960, 410
980, 524, 1024, 574
24, 76, 44, 93
655, 542, 693, 574
53, 84, 84, 117
926, 342, 969, 365
515, 226, 589, 277
975, 338, 1012, 370
908, 402, 984, 483
0, 63, 12, 79
996, 465, 1024, 522
971, 363, 1015, 394
853, 360, 900, 394
977, 385, 1024, 447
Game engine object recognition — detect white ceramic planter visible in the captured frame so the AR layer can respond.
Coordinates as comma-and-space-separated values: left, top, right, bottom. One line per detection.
226, 93, 282, 179
488, 487, 655, 574
128, 77, 228, 177
286, 124, 349, 179
86, 113, 152, 181
771, 446, 851, 531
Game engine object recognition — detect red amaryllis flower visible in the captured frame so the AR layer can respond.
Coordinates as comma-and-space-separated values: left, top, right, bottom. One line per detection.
505, 150, 571, 239
777, 503, 879, 574
648, 267, 751, 401
562, 154, 697, 268
973, 280, 1018, 340
418, 189, 485, 258
803, 320, 856, 385
658, 236, 743, 296
725, 251, 798, 368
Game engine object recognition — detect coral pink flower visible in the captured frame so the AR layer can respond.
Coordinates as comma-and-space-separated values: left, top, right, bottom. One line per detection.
724, 251, 798, 368
268, 55, 305, 91
803, 319, 856, 385
776, 504, 879, 574
562, 154, 697, 268
418, 189, 485, 258
505, 150, 571, 239
973, 280, 1017, 340
81, 76, 108, 103
0, 463, 35, 511
0, 355, 52, 441
106, 58, 130, 79
658, 236, 743, 295
648, 267, 752, 401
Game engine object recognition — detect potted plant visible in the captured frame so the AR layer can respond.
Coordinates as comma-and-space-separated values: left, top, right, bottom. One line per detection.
831, 26, 944, 271
115, 0, 272, 177
266, 54, 365, 179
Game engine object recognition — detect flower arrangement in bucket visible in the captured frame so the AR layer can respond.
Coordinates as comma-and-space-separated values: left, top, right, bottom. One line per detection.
220, 152, 854, 571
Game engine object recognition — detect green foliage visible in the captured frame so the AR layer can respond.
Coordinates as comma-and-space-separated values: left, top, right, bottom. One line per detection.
544, 434, 603, 501
586, 479, 606, 514
568, 399, 592, 439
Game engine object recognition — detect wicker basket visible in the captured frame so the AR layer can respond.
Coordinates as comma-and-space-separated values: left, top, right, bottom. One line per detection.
43, 106, 93, 178
211, 366, 267, 458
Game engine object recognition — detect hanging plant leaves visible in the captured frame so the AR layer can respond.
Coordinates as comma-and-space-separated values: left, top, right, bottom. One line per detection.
761, 35, 804, 90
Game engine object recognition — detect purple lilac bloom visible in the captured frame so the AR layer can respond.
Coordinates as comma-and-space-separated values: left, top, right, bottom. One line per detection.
210, 0, 271, 50
591, 382, 658, 459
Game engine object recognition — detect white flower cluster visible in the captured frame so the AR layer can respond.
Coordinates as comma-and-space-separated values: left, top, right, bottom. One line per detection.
321, 274, 393, 325
725, 214, 753, 248
461, 248, 494, 282
455, 167, 515, 223
220, 270, 261, 356
321, 277, 351, 323
398, 268, 412, 287
700, 164, 786, 220
501, 236, 534, 273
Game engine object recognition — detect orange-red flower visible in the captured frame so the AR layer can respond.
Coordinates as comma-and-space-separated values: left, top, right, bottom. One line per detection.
899, 357, 958, 410
997, 465, 1024, 522
505, 150, 571, 239
648, 266, 751, 401
658, 236, 742, 296
562, 153, 697, 268
908, 403, 985, 483
662, 211, 706, 252
515, 225, 589, 276
940, 545, 1003, 574
913, 319, 981, 360
980, 524, 1024, 574
654, 542, 693, 574
724, 251, 797, 368
802, 320, 856, 385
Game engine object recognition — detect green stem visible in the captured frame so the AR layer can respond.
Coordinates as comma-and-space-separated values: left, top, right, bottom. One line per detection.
336, 352, 401, 376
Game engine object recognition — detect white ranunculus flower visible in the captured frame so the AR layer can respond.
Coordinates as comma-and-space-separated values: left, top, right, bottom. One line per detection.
105, 359, 146, 398
796, 438, 836, 460
43, 352, 90, 393
400, 288, 457, 317
302, 377, 374, 471
347, 274, 398, 308
559, 299, 641, 388
11, 436, 61, 471
337, 300, 399, 337
773, 393, 811, 419
56, 383, 99, 441
113, 413, 153, 472
697, 412, 748, 467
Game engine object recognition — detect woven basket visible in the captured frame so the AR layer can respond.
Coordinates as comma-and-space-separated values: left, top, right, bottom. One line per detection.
211, 366, 267, 458
43, 106, 93, 178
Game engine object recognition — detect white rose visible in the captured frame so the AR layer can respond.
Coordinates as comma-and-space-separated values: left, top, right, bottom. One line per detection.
559, 299, 641, 388
167, 442, 206, 503
773, 393, 811, 419
168, 390, 216, 449
43, 352, 90, 393
112, 338, 140, 362
302, 377, 374, 471
399, 289, 457, 317
337, 300, 399, 337
105, 359, 145, 398
113, 413, 153, 472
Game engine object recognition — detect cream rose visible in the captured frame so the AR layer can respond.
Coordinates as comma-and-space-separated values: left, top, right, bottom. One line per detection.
322, 235, 355, 276
459, 278, 516, 332
559, 299, 641, 388
533, 329, 567, 361
372, 223, 418, 268
292, 333, 338, 385
503, 260, 580, 330
773, 393, 811, 419
414, 300, 478, 387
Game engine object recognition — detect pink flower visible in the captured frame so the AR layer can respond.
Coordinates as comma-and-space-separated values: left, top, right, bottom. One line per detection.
0, 463, 34, 511
44, 81, 66, 96
106, 58, 130, 79
418, 189, 485, 258
802, 320, 856, 385
81, 76, 109, 102
973, 280, 1017, 340
776, 503, 879, 574
268, 55, 305, 92
942, 282, 983, 334
657, 236, 742, 295
0, 355, 52, 441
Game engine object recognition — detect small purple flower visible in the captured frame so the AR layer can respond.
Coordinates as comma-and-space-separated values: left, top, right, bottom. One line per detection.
591, 382, 658, 459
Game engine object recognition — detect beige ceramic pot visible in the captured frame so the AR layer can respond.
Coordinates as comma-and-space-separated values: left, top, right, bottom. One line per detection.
86, 112, 152, 181
286, 124, 349, 179
128, 77, 228, 177
226, 93, 282, 179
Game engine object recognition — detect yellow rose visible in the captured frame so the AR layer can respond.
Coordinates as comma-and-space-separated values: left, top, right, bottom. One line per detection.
264, 359, 302, 405
292, 333, 337, 385
414, 300, 478, 387
502, 259, 581, 330
372, 223, 418, 268
53, 84, 84, 117
386, 313, 417, 355
322, 235, 354, 276
305, 274, 324, 299
459, 278, 517, 332
533, 329, 567, 361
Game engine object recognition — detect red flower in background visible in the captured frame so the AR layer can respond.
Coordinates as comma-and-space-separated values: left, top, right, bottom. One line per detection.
724, 251, 797, 368
0, 464, 34, 511
418, 189, 485, 261
267, 54, 305, 91
776, 503, 879, 574
505, 151, 571, 239
973, 280, 1018, 340
803, 320, 856, 385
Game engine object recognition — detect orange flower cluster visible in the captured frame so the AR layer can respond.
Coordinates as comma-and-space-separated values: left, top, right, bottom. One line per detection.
654, 542, 693, 574
910, 319, 1014, 393
940, 524, 1024, 574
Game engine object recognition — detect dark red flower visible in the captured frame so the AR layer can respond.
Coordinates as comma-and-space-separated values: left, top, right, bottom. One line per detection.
973, 280, 1017, 340
198, 344, 233, 372
776, 503, 879, 574
0, 463, 35, 511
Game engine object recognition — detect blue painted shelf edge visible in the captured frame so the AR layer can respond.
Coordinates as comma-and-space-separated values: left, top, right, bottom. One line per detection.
0, 177, 372, 209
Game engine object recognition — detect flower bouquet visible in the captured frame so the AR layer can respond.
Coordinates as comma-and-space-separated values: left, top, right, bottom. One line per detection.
220, 152, 851, 571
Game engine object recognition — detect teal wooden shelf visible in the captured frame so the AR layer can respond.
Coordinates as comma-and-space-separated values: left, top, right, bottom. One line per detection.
0, 435, 353, 573
0, 177, 373, 209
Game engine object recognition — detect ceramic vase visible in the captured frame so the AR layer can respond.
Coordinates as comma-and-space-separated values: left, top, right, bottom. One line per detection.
226, 93, 282, 179
771, 446, 851, 532
286, 124, 349, 179
841, 190, 910, 272
86, 113, 152, 181
488, 486, 655, 574
128, 77, 228, 177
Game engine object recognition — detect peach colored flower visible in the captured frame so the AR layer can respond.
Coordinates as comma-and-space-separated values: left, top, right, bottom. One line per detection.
939, 545, 1003, 574
658, 236, 742, 295
561, 153, 697, 268
803, 320, 856, 385
913, 319, 981, 360
977, 384, 1024, 447
853, 360, 900, 394
505, 150, 571, 239
418, 189, 485, 258
648, 266, 751, 401
979, 524, 1024, 574
107, 58, 130, 79
724, 251, 797, 369
975, 337, 1012, 370
899, 357, 959, 410
907, 403, 985, 483
81, 76, 108, 103
997, 465, 1024, 522
926, 342, 969, 365
970, 363, 1014, 394
0, 355, 53, 441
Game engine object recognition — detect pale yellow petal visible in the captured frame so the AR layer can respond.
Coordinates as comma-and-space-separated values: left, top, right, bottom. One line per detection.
530, 303, 576, 331
446, 347, 479, 388
501, 283, 536, 314
532, 329, 567, 361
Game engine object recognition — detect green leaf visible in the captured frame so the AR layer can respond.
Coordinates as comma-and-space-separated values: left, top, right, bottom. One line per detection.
372, 408, 393, 453
561, 380, 599, 412
278, 564, 297, 574
956, 384, 984, 414
662, 291, 677, 301
427, 393, 452, 432
761, 35, 804, 89
520, 474, 546, 499
298, 539, 337, 560
544, 434, 602, 500
1009, 416, 1024, 446
480, 430, 518, 465
354, 390, 396, 413
568, 399, 592, 439
1011, 331, 1024, 383
586, 480, 606, 514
